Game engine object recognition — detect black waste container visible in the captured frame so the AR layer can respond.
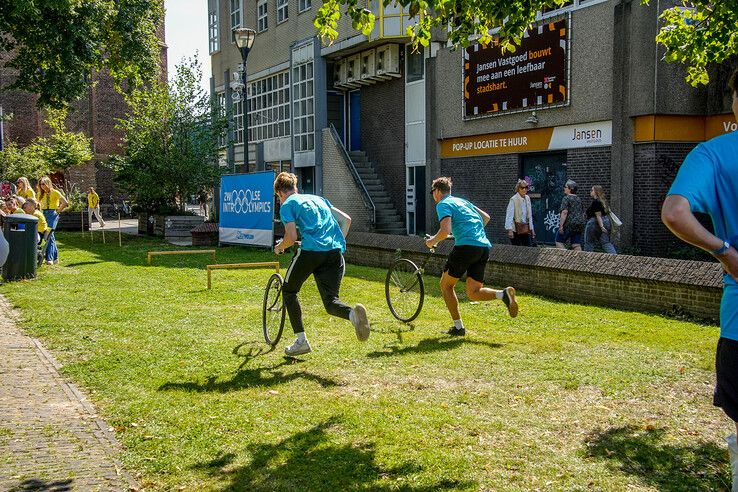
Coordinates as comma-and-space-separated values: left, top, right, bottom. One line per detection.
2, 213, 39, 281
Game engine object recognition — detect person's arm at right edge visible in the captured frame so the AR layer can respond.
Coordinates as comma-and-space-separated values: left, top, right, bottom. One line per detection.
662, 195, 738, 280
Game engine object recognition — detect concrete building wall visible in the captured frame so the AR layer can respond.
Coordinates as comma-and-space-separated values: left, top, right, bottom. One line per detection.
321, 128, 373, 231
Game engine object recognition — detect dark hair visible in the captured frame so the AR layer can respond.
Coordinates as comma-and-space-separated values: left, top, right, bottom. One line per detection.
431, 177, 452, 194
730, 67, 738, 96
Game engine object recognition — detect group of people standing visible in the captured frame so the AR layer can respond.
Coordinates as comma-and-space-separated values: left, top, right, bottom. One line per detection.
504, 178, 617, 254
0, 176, 68, 264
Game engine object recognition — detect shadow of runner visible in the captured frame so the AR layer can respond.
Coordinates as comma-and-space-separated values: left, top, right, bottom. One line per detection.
585, 425, 731, 491
7, 478, 73, 491
192, 417, 474, 492
366, 337, 503, 358
158, 360, 339, 392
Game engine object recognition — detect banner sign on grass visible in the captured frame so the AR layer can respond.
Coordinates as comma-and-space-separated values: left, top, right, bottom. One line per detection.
219, 171, 275, 246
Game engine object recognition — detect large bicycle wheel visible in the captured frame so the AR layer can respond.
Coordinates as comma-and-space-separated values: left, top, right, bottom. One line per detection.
263, 273, 286, 346
385, 258, 424, 322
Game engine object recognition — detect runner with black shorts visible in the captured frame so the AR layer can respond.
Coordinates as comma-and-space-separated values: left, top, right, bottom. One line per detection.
662, 68, 738, 491
425, 177, 518, 336
273, 172, 370, 356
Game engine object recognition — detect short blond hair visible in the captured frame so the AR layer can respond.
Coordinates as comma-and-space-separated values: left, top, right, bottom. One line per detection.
274, 172, 298, 194
431, 177, 452, 194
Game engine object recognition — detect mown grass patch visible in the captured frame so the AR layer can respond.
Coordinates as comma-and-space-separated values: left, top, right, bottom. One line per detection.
1, 232, 732, 491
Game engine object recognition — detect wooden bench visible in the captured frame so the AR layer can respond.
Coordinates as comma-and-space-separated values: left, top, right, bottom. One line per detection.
207, 262, 280, 289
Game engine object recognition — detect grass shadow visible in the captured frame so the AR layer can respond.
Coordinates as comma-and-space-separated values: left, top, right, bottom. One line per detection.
63, 261, 104, 267
7, 478, 74, 491
158, 359, 339, 393
585, 425, 730, 491
193, 417, 474, 491
366, 336, 503, 358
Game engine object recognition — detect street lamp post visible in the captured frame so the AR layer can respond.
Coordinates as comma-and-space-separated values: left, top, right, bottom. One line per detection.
233, 27, 256, 174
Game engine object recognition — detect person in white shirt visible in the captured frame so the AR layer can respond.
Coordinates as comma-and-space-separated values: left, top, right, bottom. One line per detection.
505, 180, 535, 247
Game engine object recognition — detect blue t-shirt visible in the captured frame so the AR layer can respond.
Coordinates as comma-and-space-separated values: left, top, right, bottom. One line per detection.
436, 195, 491, 248
279, 194, 346, 253
668, 130, 738, 341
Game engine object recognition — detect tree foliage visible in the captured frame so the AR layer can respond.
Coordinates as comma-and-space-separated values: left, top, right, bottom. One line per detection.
313, 0, 737, 86
0, 108, 92, 181
111, 57, 226, 215
0, 0, 163, 108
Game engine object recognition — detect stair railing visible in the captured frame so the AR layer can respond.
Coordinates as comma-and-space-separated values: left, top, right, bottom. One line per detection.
328, 124, 376, 225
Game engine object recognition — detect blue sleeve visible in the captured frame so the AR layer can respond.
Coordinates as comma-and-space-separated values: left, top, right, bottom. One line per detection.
280, 200, 296, 224
668, 144, 717, 215
436, 201, 453, 221
322, 197, 334, 209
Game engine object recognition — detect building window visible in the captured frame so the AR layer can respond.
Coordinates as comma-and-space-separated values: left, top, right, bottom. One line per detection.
230, 0, 241, 42
209, 10, 220, 53
277, 0, 288, 23
257, 0, 268, 32
233, 98, 244, 144
292, 61, 314, 152
248, 71, 291, 143
299, 0, 311, 12
217, 92, 227, 148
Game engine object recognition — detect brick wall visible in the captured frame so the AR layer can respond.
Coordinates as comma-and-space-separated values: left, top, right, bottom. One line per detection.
361, 75, 406, 220
344, 232, 722, 321
322, 128, 373, 232
566, 146, 612, 208
633, 142, 699, 256
440, 154, 519, 243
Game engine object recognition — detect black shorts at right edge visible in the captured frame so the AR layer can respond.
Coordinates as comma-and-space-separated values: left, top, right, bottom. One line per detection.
444, 245, 490, 283
714, 337, 738, 423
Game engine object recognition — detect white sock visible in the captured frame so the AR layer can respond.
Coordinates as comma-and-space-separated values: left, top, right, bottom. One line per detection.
453, 319, 464, 330
297, 332, 307, 342
727, 434, 738, 491
495, 290, 504, 300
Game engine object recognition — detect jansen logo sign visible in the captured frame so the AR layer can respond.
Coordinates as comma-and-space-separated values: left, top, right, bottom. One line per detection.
464, 18, 569, 118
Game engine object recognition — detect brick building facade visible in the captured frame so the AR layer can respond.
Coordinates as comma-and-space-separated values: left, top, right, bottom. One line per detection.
210, 0, 735, 254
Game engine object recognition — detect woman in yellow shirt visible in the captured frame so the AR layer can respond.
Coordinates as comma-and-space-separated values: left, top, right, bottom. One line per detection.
37, 176, 68, 264
16, 177, 36, 200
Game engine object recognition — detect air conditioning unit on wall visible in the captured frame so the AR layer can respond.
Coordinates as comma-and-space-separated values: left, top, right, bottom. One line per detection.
359, 49, 376, 85
345, 54, 362, 88
333, 59, 347, 89
375, 44, 401, 79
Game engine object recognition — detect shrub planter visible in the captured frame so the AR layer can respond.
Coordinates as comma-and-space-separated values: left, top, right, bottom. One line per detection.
152, 215, 204, 239
55, 210, 90, 231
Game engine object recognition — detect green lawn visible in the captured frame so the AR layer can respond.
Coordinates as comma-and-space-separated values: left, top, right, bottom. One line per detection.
1, 232, 732, 491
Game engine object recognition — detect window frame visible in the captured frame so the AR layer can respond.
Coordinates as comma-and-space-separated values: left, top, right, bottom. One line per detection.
247, 71, 291, 144
298, 0, 311, 13
292, 61, 315, 153
277, 0, 289, 24
230, 0, 242, 42
208, 9, 220, 54
257, 0, 269, 32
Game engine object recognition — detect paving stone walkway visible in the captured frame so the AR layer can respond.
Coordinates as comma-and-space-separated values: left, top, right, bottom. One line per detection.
0, 295, 137, 491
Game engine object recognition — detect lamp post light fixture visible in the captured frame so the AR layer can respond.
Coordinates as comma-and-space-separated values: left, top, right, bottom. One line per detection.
233, 27, 256, 173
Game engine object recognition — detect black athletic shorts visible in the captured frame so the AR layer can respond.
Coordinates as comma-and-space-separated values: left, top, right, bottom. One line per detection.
443, 245, 490, 283
714, 337, 738, 423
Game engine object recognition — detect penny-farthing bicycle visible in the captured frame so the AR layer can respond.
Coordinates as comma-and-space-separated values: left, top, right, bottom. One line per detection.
262, 240, 295, 346
384, 237, 438, 323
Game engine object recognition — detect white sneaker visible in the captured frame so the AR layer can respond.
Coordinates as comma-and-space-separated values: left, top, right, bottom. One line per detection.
284, 338, 312, 356
350, 304, 370, 341
727, 434, 738, 492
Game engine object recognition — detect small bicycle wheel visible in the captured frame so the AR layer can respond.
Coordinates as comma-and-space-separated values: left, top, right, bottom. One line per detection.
262, 273, 286, 346
385, 258, 424, 322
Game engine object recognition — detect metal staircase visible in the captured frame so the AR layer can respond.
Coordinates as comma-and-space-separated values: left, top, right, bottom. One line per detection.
347, 150, 405, 235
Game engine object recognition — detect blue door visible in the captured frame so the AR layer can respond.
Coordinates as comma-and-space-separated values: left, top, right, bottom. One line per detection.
349, 90, 361, 151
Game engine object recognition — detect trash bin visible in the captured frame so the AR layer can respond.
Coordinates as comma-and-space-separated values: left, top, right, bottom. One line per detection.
2, 213, 39, 281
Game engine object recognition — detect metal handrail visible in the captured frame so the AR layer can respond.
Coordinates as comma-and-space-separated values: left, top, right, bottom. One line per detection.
328, 124, 376, 225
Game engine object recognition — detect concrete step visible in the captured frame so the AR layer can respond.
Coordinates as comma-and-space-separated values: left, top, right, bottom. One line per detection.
375, 228, 407, 235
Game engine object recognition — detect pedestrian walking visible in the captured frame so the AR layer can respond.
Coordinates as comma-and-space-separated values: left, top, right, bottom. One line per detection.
87, 187, 105, 228
555, 179, 585, 251
583, 185, 616, 254
505, 179, 535, 247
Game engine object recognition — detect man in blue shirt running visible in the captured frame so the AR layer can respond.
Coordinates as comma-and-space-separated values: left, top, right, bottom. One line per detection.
662, 69, 738, 491
274, 172, 370, 356
425, 177, 518, 336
